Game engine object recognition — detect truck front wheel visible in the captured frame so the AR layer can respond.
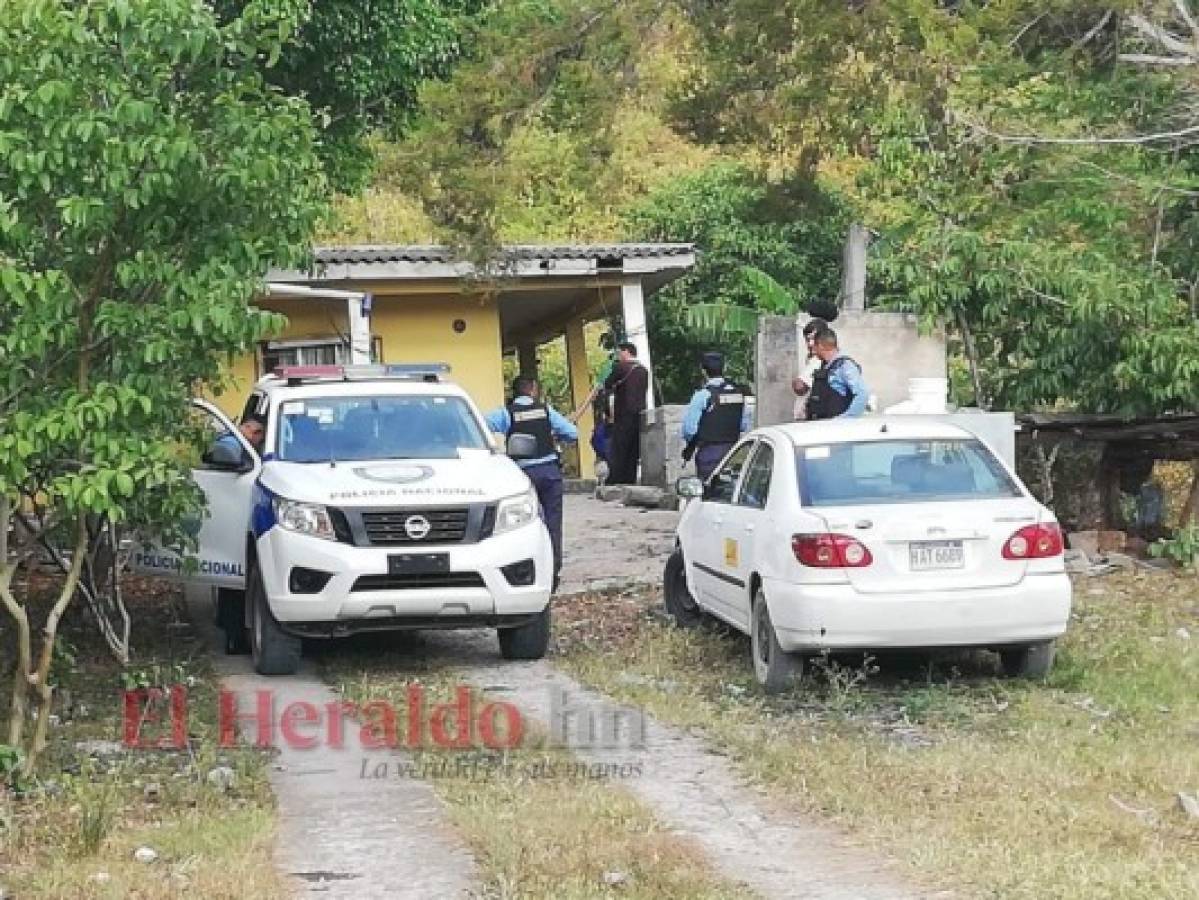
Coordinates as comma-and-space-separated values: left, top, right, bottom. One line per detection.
249, 564, 301, 676
498, 606, 551, 660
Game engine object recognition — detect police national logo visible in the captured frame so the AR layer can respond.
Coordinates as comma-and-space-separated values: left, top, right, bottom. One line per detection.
352, 464, 435, 485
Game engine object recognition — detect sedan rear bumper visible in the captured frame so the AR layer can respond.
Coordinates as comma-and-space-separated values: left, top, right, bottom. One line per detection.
763, 573, 1072, 653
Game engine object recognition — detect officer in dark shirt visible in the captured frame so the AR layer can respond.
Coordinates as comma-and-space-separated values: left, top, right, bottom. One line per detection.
681, 352, 752, 480
602, 342, 649, 485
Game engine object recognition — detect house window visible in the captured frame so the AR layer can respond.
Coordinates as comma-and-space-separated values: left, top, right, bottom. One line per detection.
258, 337, 383, 374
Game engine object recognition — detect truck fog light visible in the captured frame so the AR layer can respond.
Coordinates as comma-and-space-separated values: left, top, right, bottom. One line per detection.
501, 559, 536, 586
289, 566, 332, 594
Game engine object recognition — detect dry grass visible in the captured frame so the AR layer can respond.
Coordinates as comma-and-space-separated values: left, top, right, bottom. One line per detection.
0, 578, 283, 899
557, 574, 1199, 899
326, 647, 749, 900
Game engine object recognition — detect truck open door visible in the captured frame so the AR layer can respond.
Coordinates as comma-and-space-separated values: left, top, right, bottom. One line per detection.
130, 399, 257, 591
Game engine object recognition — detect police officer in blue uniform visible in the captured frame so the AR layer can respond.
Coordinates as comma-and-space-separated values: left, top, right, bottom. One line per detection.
681, 352, 752, 481
805, 327, 869, 419
486, 375, 578, 589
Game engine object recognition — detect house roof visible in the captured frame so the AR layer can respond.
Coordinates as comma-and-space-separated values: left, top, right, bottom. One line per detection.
267, 242, 698, 348
311, 243, 695, 265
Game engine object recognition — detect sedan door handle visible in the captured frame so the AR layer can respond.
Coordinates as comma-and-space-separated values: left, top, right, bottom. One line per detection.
744, 524, 755, 533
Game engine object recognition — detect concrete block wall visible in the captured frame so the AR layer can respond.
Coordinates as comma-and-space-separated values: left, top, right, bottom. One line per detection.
641, 404, 688, 488
755, 311, 948, 427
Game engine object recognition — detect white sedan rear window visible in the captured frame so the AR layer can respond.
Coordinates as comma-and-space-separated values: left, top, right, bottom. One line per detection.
797, 439, 1021, 507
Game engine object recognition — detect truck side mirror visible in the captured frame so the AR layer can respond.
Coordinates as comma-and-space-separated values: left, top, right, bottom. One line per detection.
203, 439, 253, 472
506, 433, 538, 460
675, 476, 704, 499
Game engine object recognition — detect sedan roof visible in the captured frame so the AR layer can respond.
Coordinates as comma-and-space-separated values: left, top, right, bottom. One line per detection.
767, 416, 976, 446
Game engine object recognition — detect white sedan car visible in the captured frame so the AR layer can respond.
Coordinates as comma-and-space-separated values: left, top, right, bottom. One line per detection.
666, 418, 1072, 692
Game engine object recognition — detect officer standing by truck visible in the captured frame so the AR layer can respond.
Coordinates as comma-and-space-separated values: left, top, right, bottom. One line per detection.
681, 352, 752, 481
486, 375, 578, 589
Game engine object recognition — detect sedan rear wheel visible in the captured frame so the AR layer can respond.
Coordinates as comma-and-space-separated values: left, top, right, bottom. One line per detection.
999, 640, 1055, 679
663, 549, 704, 629
750, 588, 800, 694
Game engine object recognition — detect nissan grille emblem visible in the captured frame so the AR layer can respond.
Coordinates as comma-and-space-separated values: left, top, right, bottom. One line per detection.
404, 515, 432, 540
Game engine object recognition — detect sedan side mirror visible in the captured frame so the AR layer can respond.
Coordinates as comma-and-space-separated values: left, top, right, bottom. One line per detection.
506, 433, 538, 460
675, 476, 704, 499
203, 439, 252, 472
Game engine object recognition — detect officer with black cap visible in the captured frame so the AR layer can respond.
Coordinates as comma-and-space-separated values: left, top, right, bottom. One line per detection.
681, 352, 752, 481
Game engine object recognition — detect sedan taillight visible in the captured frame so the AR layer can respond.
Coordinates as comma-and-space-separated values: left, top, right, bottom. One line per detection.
1002, 523, 1063, 560
792, 533, 873, 568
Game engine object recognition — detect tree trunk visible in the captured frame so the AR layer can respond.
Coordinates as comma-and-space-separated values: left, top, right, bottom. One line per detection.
954, 306, 989, 410
0, 497, 33, 750
22, 518, 88, 775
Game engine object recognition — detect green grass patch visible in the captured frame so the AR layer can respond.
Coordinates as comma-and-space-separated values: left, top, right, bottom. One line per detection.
557, 574, 1199, 899
1, 578, 281, 899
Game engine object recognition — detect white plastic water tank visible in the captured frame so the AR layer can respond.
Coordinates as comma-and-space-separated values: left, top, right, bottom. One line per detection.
907, 377, 948, 413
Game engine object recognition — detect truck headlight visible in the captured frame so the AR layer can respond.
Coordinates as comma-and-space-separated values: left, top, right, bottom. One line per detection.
495, 488, 539, 535
275, 497, 336, 541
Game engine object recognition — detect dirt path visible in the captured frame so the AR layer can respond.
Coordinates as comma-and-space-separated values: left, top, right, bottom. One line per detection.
188, 588, 477, 899
415, 628, 932, 900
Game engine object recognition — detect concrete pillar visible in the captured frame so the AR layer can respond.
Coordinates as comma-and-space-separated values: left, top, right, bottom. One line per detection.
620, 280, 655, 410
564, 317, 596, 478
347, 294, 372, 364
517, 342, 538, 377
842, 224, 869, 311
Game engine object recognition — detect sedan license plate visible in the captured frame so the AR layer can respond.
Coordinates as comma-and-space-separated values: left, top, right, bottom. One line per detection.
909, 540, 964, 571
388, 553, 450, 576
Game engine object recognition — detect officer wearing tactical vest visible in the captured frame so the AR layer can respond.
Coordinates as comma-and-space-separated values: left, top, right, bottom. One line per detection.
681, 352, 753, 481
806, 327, 869, 420
486, 375, 578, 589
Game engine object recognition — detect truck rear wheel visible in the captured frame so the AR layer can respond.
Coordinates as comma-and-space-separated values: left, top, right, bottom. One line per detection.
498, 606, 551, 660
249, 564, 301, 676
216, 588, 249, 655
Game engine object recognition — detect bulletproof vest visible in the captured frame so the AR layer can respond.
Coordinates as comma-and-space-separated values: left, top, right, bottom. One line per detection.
806, 357, 857, 420
507, 401, 556, 458
695, 380, 747, 444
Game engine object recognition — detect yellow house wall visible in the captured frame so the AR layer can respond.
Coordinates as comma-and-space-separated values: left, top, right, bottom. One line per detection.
371, 292, 504, 411
209, 297, 348, 418
210, 292, 504, 419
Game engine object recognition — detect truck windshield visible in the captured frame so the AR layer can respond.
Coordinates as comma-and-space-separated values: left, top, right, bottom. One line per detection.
276, 395, 490, 462
797, 438, 1021, 507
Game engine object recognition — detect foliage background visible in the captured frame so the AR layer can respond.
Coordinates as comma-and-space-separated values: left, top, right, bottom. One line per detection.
322, 0, 1199, 412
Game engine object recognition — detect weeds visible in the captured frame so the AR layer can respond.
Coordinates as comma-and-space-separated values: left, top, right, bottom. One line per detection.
808, 653, 878, 714
72, 767, 117, 856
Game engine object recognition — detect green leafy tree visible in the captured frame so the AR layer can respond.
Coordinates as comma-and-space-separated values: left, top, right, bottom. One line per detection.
230, 0, 483, 191
673, 0, 1199, 415
0, 0, 326, 775
624, 163, 850, 401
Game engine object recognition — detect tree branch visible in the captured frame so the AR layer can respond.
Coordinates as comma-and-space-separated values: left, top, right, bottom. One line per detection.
1128, 12, 1196, 57
1171, 0, 1199, 45
1118, 52, 1197, 65
963, 117, 1199, 146
1073, 10, 1113, 50
1008, 12, 1047, 49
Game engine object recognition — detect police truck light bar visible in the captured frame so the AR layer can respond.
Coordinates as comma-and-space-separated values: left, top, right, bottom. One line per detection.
273, 364, 452, 385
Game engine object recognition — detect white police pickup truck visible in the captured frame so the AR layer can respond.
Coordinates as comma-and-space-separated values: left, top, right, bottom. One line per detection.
133, 365, 554, 675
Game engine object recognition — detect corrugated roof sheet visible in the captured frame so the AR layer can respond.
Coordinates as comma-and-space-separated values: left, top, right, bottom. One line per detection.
312, 243, 695, 265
